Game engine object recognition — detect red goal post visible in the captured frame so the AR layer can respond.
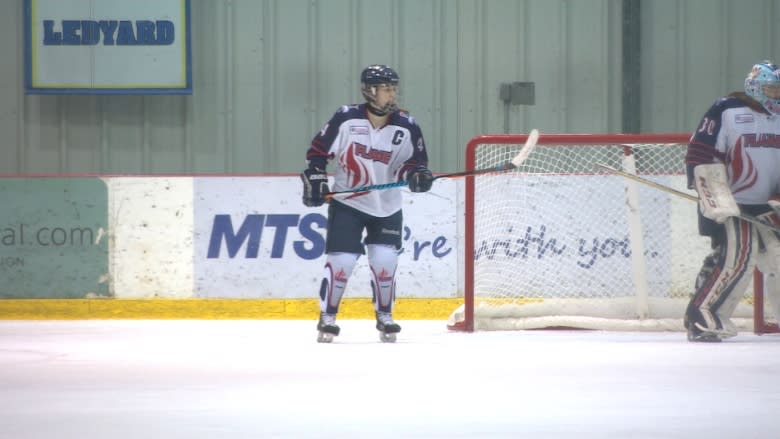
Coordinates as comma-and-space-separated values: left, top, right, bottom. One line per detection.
448, 133, 779, 334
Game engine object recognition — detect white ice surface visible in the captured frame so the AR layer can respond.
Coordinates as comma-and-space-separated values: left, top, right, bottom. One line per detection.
1, 320, 779, 439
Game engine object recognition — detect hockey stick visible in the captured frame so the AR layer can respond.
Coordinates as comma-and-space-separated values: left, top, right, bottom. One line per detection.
596, 163, 780, 233
325, 129, 540, 199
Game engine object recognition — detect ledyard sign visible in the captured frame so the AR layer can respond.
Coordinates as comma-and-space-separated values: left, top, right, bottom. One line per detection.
24, 0, 192, 94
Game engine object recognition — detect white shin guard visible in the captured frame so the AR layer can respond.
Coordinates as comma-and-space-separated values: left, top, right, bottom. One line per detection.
319, 252, 359, 314
367, 244, 398, 314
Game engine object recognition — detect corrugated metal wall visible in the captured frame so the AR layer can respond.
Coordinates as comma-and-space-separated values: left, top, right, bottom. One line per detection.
0, 0, 778, 175
642, 0, 780, 133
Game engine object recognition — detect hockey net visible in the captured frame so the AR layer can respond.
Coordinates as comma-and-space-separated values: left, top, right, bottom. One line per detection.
448, 133, 779, 333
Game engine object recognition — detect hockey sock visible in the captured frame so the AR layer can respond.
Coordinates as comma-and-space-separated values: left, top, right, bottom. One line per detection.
319, 252, 359, 314
367, 244, 398, 314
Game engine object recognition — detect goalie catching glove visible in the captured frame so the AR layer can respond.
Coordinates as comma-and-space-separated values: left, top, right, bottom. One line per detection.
301, 167, 329, 207
407, 166, 434, 193
694, 163, 739, 223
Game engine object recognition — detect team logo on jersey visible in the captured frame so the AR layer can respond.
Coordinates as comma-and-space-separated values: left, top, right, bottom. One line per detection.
729, 138, 758, 194
350, 126, 369, 135
352, 142, 392, 164
740, 133, 780, 148
341, 144, 370, 187
735, 114, 754, 124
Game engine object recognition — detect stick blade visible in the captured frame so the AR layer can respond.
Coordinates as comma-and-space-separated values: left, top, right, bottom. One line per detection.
594, 162, 617, 173
510, 128, 540, 167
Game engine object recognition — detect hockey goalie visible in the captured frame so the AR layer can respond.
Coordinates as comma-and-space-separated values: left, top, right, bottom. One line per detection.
684, 60, 780, 342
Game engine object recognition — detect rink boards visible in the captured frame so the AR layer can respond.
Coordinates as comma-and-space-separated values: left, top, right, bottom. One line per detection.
0, 174, 705, 319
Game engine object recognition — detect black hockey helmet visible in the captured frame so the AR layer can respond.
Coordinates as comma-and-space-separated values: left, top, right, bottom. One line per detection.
360, 64, 400, 115
360, 64, 400, 86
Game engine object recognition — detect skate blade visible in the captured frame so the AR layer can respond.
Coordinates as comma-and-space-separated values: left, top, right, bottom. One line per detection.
689, 323, 726, 342
688, 333, 722, 343
317, 332, 335, 343
687, 329, 722, 343
379, 332, 397, 343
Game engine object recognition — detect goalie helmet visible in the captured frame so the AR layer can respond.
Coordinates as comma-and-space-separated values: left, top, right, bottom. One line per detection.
744, 60, 780, 115
360, 64, 400, 116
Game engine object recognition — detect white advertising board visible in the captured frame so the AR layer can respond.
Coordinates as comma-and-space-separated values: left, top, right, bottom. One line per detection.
473, 174, 705, 298
192, 177, 459, 298
104, 174, 705, 300
107, 177, 194, 298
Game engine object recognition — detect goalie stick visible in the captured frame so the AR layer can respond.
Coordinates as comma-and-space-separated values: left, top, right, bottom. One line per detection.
596, 162, 780, 234
325, 129, 540, 199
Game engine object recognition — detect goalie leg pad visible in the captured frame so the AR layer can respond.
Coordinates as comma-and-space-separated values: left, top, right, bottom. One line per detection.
694, 247, 720, 293
367, 244, 398, 314
685, 217, 758, 340
319, 252, 359, 314
755, 210, 780, 322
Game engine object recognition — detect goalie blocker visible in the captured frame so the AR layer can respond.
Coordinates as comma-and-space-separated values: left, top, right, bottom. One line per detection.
693, 163, 739, 224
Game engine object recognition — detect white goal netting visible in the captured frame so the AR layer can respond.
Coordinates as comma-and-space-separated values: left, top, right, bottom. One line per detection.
448, 134, 767, 332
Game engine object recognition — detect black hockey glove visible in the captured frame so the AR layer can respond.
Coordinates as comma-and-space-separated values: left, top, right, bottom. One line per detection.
408, 166, 434, 193
301, 167, 329, 207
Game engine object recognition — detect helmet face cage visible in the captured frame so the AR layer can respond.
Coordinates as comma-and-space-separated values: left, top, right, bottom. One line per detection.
744, 61, 780, 115
360, 64, 400, 114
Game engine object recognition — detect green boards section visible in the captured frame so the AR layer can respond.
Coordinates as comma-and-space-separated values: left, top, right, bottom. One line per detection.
0, 178, 109, 298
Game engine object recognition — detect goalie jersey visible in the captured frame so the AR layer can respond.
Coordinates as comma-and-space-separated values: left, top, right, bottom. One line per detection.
685, 92, 780, 205
306, 103, 429, 217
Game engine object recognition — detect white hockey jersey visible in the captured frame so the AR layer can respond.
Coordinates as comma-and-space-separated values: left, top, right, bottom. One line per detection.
686, 93, 780, 205
306, 104, 429, 217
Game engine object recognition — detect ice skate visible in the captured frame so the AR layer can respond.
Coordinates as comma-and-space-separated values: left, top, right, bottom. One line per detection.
317, 313, 340, 343
684, 313, 722, 343
375, 312, 401, 343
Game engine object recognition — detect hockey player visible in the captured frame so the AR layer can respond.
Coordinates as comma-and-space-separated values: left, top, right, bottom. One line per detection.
684, 60, 780, 342
300, 64, 433, 343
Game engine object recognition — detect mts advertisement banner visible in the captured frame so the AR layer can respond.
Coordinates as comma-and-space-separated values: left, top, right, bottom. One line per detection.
24, 0, 192, 94
193, 177, 458, 298
0, 179, 109, 298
